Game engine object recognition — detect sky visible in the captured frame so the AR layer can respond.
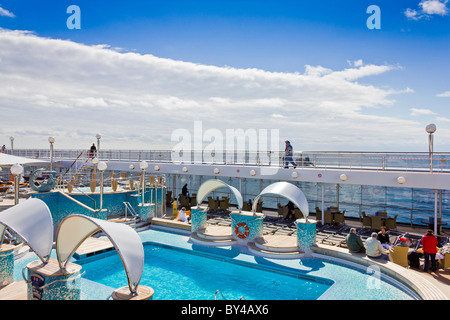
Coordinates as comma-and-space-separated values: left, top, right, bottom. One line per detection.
0, 0, 449, 152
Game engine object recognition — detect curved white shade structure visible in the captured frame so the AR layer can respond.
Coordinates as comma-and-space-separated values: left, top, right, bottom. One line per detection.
196, 179, 243, 211
0, 199, 53, 263
252, 182, 309, 218
56, 215, 144, 294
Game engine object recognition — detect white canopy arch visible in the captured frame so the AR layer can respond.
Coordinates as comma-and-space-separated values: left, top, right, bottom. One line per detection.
56, 215, 144, 294
252, 182, 309, 218
0, 153, 48, 167
0, 198, 53, 263
196, 179, 243, 211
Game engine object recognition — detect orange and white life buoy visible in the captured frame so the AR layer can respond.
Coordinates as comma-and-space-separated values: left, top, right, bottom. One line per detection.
235, 222, 250, 239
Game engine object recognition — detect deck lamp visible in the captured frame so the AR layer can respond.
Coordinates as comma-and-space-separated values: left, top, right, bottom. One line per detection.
140, 161, 148, 204
97, 161, 107, 210
426, 123, 436, 173
96, 133, 101, 159
48, 137, 55, 171
10, 163, 24, 205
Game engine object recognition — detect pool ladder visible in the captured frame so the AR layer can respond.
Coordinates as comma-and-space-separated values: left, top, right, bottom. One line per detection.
214, 289, 245, 300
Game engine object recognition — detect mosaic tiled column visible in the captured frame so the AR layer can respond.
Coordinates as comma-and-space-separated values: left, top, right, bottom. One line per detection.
231, 212, 264, 243
296, 218, 317, 256
191, 208, 207, 232
0, 244, 14, 287
137, 203, 155, 222
25, 259, 82, 300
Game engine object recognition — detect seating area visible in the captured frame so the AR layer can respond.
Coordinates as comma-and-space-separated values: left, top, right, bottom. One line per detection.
361, 211, 398, 231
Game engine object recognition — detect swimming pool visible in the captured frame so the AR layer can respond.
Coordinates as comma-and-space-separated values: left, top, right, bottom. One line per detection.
78, 228, 417, 300
13, 228, 418, 300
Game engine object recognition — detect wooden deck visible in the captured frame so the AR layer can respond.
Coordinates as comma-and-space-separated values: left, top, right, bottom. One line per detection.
73, 237, 115, 259
0, 280, 27, 300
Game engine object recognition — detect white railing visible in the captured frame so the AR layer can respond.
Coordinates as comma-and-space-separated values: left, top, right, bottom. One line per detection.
7, 149, 450, 173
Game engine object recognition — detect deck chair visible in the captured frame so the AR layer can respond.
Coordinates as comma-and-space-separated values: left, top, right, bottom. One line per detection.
277, 203, 288, 219
362, 212, 371, 229
334, 212, 345, 225
371, 216, 383, 231
166, 191, 173, 205
243, 202, 251, 211
256, 201, 263, 213
208, 197, 218, 210
324, 210, 333, 225
315, 207, 322, 221
294, 208, 303, 219
385, 215, 398, 230
389, 246, 409, 267
219, 198, 229, 210
439, 253, 450, 270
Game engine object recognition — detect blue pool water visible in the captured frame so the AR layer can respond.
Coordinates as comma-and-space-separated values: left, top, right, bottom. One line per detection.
14, 229, 418, 300
82, 243, 331, 300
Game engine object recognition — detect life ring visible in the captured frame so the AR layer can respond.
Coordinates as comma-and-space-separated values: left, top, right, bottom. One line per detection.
235, 222, 250, 239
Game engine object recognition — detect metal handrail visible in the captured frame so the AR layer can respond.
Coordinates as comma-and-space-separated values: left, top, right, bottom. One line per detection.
215, 289, 226, 300
12, 148, 450, 172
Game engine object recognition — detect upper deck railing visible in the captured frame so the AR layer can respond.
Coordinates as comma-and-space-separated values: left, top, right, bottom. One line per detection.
7, 149, 450, 173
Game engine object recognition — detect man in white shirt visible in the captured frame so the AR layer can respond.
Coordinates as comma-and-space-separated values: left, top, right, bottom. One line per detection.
365, 232, 388, 260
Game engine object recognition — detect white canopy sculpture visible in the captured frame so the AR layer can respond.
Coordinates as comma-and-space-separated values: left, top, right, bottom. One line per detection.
0, 153, 48, 166
196, 179, 243, 212
0, 198, 53, 263
252, 182, 309, 219
55, 215, 144, 294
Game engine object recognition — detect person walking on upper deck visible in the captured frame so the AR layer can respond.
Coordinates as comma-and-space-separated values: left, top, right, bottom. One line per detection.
284, 140, 297, 168
421, 229, 438, 272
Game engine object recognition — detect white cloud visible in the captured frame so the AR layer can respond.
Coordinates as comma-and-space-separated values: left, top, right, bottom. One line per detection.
436, 116, 450, 122
420, 0, 449, 15
0, 6, 15, 18
0, 29, 431, 150
410, 108, 436, 116
437, 91, 450, 97
405, 0, 449, 20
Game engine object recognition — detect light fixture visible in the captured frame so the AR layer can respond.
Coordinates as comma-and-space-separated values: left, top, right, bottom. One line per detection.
129, 164, 135, 170
397, 176, 406, 184
154, 165, 160, 171
214, 168, 220, 174
97, 161, 107, 171
340, 174, 348, 181
140, 161, 149, 170
10, 163, 23, 205
250, 169, 256, 176
291, 172, 298, 178
10, 163, 24, 176
182, 167, 188, 172
426, 123, 436, 134
426, 123, 436, 173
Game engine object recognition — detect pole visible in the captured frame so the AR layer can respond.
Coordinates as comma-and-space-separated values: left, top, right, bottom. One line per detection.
321, 183, 325, 223
100, 170, 104, 211
429, 133, 434, 173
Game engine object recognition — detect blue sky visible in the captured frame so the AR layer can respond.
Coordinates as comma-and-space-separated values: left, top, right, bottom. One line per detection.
0, 0, 449, 151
